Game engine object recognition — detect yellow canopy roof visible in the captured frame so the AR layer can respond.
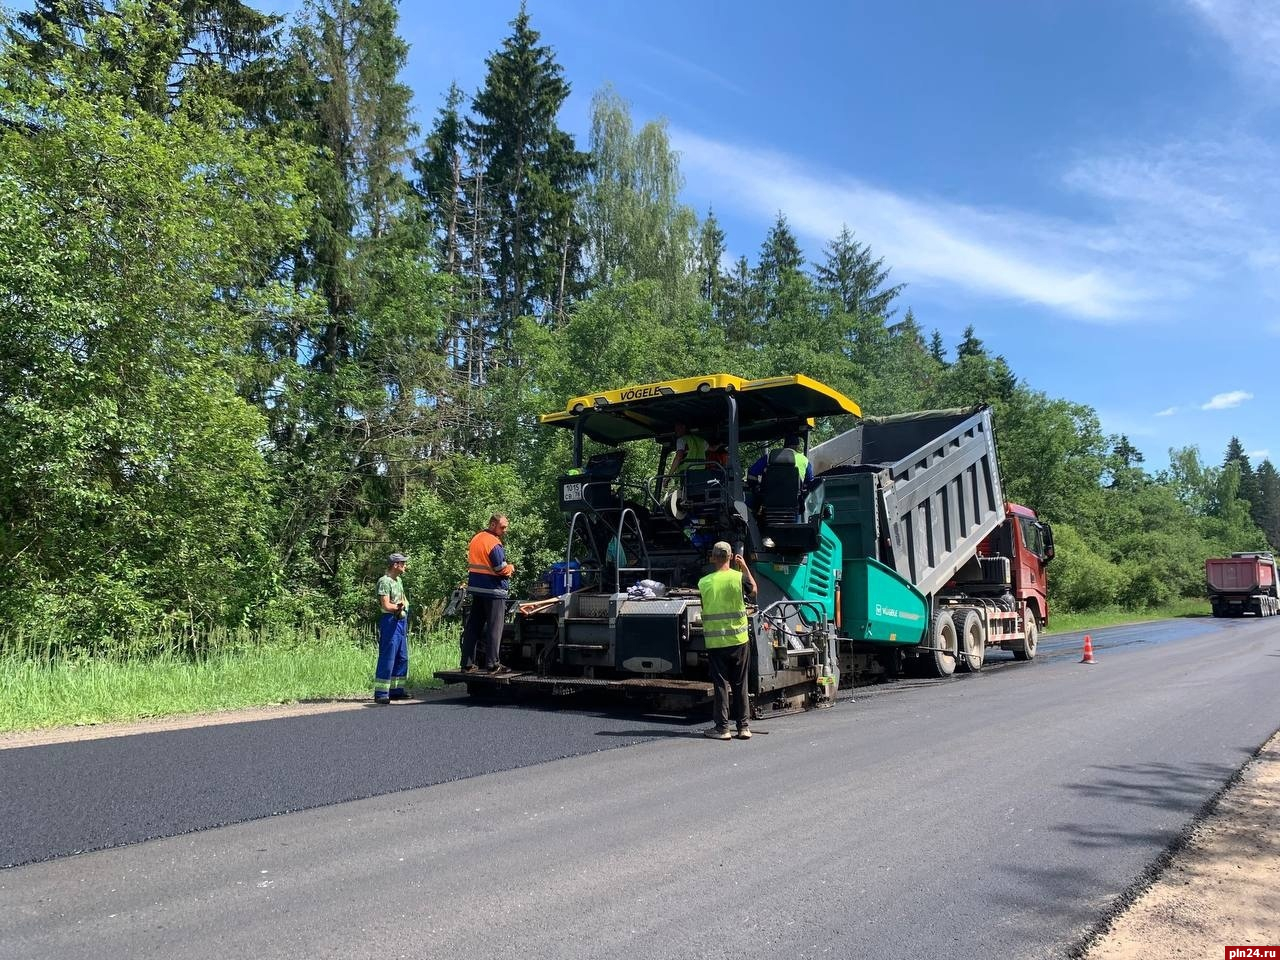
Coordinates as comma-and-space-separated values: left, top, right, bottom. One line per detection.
539, 373, 861, 445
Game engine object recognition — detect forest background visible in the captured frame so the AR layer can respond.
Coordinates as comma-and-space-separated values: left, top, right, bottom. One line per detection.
3, 0, 1277, 661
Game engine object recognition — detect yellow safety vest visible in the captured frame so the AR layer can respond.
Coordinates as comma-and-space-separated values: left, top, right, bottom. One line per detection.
677, 435, 708, 473
793, 451, 808, 481
698, 568, 750, 649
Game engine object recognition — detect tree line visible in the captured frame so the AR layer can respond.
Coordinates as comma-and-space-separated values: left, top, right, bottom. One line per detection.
1, 0, 1275, 654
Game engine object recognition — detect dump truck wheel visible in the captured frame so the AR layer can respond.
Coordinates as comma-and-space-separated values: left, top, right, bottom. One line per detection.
958, 610, 985, 672
1012, 615, 1038, 661
926, 612, 958, 678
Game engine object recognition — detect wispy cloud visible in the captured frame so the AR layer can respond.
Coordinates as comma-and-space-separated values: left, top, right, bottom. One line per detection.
1201, 390, 1253, 410
671, 129, 1152, 321
637, 44, 745, 97
1156, 406, 1179, 417
1184, 0, 1280, 83
1062, 136, 1280, 290
1248, 448, 1270, 459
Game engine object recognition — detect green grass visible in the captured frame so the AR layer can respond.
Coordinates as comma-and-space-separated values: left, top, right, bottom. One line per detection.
0, 626, 461, 733
1046, 599, 1211, 635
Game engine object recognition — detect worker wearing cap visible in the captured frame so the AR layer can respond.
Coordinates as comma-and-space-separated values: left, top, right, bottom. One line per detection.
462, 514, 516, 673
374, 553, 411, 704
698, 541, 759, 740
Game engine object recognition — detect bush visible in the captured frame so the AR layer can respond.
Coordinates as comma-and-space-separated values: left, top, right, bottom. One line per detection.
1047, 523, 1125, 612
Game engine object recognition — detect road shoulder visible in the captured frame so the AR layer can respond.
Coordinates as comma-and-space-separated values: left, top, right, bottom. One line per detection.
0, 696, 411, 750
1083, 730, 1280, 958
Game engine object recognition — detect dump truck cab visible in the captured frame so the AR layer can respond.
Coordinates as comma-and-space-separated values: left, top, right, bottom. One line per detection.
972, 503, 1054, 629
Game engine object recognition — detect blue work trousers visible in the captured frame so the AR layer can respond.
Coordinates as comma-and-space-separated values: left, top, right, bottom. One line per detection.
374, 613, 408, 700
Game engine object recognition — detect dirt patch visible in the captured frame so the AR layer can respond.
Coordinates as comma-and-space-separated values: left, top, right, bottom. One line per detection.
0, 694, 438, 750
1084, 731, 1280, 958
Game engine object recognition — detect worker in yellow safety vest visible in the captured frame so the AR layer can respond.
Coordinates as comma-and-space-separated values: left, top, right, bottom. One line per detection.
698, 541, 759, 741
669, 421, 708, 477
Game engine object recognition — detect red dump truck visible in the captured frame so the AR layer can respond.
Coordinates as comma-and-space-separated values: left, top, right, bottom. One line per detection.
1205, 552, 1279, 617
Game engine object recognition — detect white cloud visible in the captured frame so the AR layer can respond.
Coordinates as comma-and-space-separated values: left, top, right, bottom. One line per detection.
1201, 390, 1253, 410
1156, 406, 1179, 417
1061, 134, 1280, 318
1064, 136, 1280, 261
671, 129, 1152, 321
1184, 0, 1280, 84
1248, 448, 1270, 459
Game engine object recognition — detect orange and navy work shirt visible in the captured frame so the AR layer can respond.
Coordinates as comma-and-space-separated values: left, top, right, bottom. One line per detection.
466, 530, 514, 597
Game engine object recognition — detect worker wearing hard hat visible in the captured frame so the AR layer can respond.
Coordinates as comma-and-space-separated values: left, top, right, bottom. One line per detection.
698, 541, 759, 741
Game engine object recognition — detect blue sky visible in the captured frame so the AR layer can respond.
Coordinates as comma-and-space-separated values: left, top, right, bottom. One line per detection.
258, 3, 1280, 466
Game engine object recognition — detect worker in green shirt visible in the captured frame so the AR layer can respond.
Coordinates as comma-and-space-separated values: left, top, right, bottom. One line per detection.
374, 553, 410, 704
698, 541, 758, 740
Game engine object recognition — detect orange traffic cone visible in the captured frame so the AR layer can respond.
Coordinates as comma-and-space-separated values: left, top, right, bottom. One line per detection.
1080, 635, 1097, 664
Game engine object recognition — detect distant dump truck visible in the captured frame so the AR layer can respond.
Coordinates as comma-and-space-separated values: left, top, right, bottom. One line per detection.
437, 374, 1054, 716
1206, 552, 1279, 618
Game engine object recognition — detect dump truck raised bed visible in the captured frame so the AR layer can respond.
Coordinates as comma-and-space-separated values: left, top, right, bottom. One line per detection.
1206, 553, 1279, 617
808, 407, 1053, 679
436, 374, 1053, 716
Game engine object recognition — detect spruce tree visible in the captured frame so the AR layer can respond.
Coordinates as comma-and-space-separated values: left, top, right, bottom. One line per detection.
814, 225, 904, 317
10, 0, 284, 113
719, 255, 758, 346
929, 329, 947, 364
957, 324, 987, 359
756, 212, 805, 283
1223, 436, 1260, 518
695, 209, 727, 311
892, 308, 926, 349
468, 5, 588, 330
754, 212, 808, 333
1107, 436, 1146, 490
1254, 460, 1280, 549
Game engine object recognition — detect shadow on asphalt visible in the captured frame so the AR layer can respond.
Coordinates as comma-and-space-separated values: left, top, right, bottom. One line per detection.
985, 752, 1255, 952
1061, 759, 1240, 816
994, 859, 1125, 952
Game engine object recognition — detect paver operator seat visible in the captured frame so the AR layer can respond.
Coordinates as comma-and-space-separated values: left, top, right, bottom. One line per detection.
760, 447, 803, 524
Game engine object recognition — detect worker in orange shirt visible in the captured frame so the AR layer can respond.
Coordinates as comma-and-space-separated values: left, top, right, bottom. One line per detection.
462, 514, 515, 674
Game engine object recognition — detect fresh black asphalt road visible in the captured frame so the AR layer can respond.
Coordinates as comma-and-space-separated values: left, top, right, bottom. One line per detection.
3, 615, 1279, 960
0, 691, 691, 869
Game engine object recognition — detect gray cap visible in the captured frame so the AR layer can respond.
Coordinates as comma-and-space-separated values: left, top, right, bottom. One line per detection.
711, 541, 733, 557
388, 552, 409, 564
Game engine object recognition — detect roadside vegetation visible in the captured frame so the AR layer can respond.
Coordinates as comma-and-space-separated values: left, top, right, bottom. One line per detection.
1046, 600, 1211, 636
0, 625, 460, 733
2, 2, 1276, 731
